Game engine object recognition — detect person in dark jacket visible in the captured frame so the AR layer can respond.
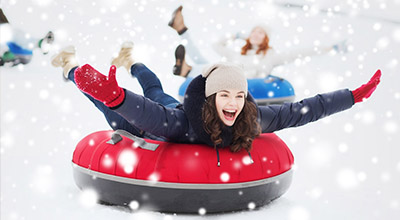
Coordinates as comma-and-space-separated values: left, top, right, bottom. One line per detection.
52, 42, 381, 157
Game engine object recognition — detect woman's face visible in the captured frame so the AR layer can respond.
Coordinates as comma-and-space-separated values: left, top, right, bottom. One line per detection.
215, 89, 245, 126
248, 26, 266, 46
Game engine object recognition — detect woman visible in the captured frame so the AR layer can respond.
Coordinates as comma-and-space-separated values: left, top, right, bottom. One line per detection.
52, 42, 381, 164
168, 6, 347, 78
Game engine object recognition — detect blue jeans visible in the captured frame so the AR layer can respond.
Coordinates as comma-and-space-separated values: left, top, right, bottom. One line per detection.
68, 63, 180, 137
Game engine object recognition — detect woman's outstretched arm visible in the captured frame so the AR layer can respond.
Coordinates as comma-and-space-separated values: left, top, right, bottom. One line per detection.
74, 64, 189, 140
259, 70, 381, 133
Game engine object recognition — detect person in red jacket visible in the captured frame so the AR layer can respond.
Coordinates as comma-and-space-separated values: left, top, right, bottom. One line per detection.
52, 42, 381, 157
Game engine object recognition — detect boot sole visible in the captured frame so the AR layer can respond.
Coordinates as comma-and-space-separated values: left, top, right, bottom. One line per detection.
173, 44, 185, 76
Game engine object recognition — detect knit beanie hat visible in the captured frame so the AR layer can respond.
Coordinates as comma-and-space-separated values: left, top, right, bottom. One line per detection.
202, 62, 248, 97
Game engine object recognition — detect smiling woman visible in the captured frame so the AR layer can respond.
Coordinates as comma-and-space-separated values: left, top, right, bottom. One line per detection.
53, 41, 381, 211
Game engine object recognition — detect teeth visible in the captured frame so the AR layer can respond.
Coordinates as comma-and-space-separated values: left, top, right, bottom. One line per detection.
225, 110, 236, 113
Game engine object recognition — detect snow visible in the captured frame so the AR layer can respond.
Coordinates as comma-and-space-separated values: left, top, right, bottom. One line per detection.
1, 0, 400, 220
118, 149, 137, 174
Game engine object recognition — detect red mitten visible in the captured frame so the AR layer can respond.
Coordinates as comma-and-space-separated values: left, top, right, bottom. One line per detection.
352, 69, 381, 103
75, 64, 125, 108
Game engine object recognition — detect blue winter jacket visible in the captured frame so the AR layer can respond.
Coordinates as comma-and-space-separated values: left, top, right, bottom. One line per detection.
114, 75, 354, 146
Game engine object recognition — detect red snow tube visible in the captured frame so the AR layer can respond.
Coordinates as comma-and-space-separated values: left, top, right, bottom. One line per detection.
72, 130, 294, 213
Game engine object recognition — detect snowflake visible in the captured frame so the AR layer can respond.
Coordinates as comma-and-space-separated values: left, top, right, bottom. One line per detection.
220, 172, 230, 182
338, 143, 348, 153
102, 154, 113, 168
242, 155, 253, 165
198, 207, 207, 215
288, 206, 310, 220
300, 106, 309, 114
384, 121, 398, 133
129, 200, 140, 210
148, 172, 160, 183
118, 149, 137, 174
79, 189, 98, 208
248, 202, 256, 210
343, 123, 354, 133
336, 168, 359, 189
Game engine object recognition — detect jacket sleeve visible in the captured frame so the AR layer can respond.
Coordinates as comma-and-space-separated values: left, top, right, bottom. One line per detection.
113, 90, 189, 140
212, 36, 235, 60
259, 89, 354, 133
268, 45, 333, 68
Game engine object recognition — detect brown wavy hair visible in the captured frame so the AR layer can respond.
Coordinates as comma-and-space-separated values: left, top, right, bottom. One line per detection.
202, 94, 261, 152
241, 34, 271, 55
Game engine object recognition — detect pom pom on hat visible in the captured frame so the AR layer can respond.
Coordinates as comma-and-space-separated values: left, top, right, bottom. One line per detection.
202, 62, 248, 97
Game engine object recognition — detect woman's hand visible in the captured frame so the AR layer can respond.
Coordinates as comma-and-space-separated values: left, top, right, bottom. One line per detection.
74, 64, 125, 108
352, 69, 381, 103
332, 40, 348, 53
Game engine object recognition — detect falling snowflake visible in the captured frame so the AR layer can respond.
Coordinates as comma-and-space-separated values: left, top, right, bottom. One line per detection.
88, 139, 95, 146
129, 200, 140, 210
300, 106, 309, 114
148, 172, 160, 183
220, 172, 230, 182
242, 155, 253, 165
118, 149, 137, 174
102, 154, 113, 168
288, 206, 310, 220
381, 172, 391, 183
308, 187, 323, 199
338, 143, 348, 153
79, 189, 98, 208
198, 207, 207, 215
32, 165, 54, 193
384, 121, 398, 133
393, 29, 400, 42
248, 202, 256, 210
336, 168, 359, 189
343, 123, 354, 133
4, 111, 17, 122
376, 37, 390, 49
39, 89, 50, 100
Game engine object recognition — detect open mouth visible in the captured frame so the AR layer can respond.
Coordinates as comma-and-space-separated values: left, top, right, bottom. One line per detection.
223, 110, 237, 121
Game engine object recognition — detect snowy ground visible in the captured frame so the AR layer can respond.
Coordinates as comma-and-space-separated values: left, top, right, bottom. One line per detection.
1, 0, 400, 220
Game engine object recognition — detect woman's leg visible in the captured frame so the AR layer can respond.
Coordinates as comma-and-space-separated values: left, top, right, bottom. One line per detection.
180, 31, 209, 65
130, 63, 180, 108
67, 67, 143, 136
111, 42, 180, 108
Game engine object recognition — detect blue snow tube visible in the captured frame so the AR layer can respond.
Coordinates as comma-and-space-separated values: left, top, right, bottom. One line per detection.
179, 75, 295, 105
6, 42, 33, 55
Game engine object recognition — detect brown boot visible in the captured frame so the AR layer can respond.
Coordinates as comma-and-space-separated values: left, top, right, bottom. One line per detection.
111, 41, 135, 73
173, 44, 191, 77
51, 46, 78, 79
168, 6, 188, 35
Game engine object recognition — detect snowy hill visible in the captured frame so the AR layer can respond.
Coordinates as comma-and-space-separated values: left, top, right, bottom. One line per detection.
1, 0, 399, 220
